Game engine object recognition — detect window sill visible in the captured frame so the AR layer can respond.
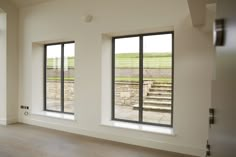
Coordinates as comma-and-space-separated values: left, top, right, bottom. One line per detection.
32, 111, 75, 121
101, 120, 175, 136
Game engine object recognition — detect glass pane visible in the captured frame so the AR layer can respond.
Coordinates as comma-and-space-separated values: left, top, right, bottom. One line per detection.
64, 43, 75, 113
114, 37, 139, 121
143, 34, 173, 125
46, 45, 62, 112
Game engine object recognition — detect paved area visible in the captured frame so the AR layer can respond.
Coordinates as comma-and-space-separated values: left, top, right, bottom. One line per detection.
47, 100, 171, 125
115, 105, 171, 125
47, 99, 74, 113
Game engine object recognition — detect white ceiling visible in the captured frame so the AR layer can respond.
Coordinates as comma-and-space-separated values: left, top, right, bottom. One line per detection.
10, 0, 216, 8
10, 0, 52, 8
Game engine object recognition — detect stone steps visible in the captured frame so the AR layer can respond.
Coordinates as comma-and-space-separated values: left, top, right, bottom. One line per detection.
145, 95, 172, 101
152, 84, 172, 88
144, 100, 171, 106
153, 82, 172, 85
133, 104, 171, 112
147, 91, 171, 96
149, 87, 172, 92
139, 81, 172, 112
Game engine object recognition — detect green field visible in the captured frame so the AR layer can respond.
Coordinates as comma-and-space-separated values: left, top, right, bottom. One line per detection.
47, 77, 74, 81
46, 53, 171, 69
47, 57, 75, 68
47, 53, 172, 81
115, 53, 171, 69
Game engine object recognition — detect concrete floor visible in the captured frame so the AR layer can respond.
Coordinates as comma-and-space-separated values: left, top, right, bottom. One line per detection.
0, 124, 194, 157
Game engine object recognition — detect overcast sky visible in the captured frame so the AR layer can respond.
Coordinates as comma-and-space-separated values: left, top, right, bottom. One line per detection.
115, 34, 172, 54
47, 43, 75, 58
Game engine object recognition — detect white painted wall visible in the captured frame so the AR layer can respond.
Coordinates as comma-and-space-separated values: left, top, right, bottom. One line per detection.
0, 0, 18, 125
18, 0, 215, 156
0, 9, 7, 125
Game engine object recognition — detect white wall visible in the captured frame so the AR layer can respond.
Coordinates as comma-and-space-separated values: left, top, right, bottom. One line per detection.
18, 0, 215, 156
0, 9, 7, 125
0, 0, 18, 125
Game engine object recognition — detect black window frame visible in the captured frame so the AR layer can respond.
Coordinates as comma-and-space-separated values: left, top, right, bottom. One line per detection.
44, 41, 75, 115
111, 31, 174, 127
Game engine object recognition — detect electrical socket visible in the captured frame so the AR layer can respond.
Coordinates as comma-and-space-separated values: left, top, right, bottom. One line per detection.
20, 106, 29, 110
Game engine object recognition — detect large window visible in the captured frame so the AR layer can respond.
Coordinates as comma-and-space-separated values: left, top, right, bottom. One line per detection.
112, 32, 174, 127
44, 42, 75, 114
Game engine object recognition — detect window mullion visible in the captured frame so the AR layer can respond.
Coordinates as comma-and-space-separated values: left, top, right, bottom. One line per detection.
44, 45, 47, 111
139, 36, 143, 122
112, 38, 115, 120
61, 44, 65, 113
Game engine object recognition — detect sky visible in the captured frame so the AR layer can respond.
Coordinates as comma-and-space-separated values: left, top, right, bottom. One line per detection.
47, 43, 75, 58
115, 34, 172, 54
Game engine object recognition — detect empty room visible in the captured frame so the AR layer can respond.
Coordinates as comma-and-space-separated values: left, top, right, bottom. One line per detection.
0, 0, 235, 157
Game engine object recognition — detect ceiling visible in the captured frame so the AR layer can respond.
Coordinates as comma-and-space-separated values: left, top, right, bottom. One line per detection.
10, 0, 52, 8
10, 0, 216, 8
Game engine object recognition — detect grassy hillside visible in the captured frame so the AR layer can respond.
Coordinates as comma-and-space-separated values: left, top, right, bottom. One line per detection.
46, 53, 172, 69
46, 53, 172, 82
115, 53, 172, 69
47, 57, 75, 68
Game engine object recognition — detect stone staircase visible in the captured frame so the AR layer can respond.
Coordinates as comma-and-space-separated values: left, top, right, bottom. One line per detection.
133, 81, 172, 112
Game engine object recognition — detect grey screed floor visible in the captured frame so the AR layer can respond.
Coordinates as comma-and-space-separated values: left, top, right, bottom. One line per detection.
0, 124, 195, 157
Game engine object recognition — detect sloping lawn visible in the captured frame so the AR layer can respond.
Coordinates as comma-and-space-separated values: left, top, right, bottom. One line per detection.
46, 53, 172, 82
115, 53, 172, 69
47, 57, 75, 68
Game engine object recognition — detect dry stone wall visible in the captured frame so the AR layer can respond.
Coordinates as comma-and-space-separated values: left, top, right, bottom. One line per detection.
47, 81, 74, 100
114, 81, 153, 106
47, 80, 153, 107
